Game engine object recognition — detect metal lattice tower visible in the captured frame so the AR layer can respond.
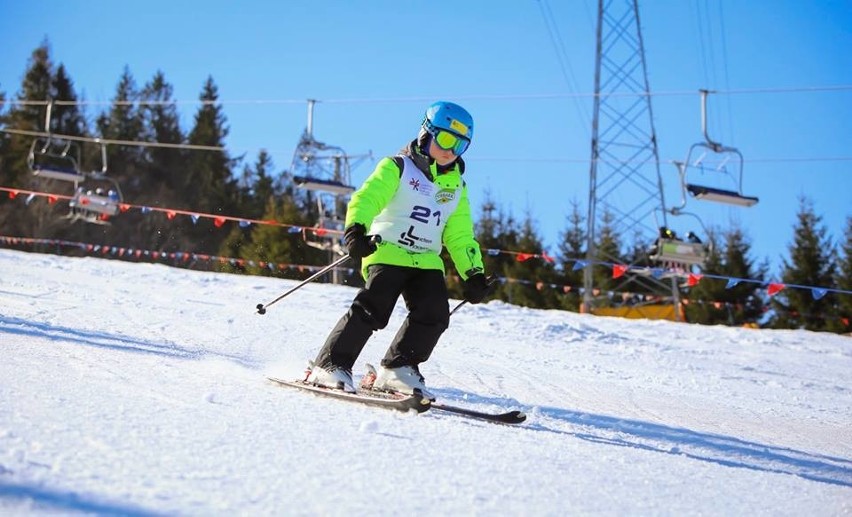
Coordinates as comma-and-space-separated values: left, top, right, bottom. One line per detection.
582, 0, 677, 314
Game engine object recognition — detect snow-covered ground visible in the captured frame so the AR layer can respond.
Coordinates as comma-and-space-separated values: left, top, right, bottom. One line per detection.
1, 248, 850, 516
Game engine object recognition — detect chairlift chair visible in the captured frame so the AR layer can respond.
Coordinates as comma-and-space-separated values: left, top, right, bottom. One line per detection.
27, 137, 86, 183
67, 142, 124, 224
293, 175, 355, 253
649, 236, 708, 266
649, 223, 710, 269
679, 90, 759, 208
292, 175, 356, 196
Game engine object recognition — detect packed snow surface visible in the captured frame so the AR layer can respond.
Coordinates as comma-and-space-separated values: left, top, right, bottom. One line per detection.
1, 249, 850, 515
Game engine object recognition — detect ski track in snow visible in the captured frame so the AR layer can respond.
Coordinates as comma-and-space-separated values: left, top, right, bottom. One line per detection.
0, 249, 850, 515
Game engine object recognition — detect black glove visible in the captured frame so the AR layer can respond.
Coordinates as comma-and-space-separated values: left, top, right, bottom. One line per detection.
343, 224, 377, 259
462, 272, 492, 304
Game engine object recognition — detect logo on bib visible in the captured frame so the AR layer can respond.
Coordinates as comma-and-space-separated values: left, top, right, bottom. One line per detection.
435, 189, 456, 204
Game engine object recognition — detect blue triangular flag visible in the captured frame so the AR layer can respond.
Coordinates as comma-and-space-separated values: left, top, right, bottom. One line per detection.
239, 220, 251, 228
812, 288, 828, 300
191, 214, 200, 224
725, 278, 740, 289
572, 260, 588, 271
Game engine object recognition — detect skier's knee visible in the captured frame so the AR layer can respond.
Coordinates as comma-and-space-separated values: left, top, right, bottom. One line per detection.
352, 301, 388, 330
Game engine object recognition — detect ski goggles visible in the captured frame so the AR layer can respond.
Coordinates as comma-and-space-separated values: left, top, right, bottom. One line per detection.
429, 128, 471, 156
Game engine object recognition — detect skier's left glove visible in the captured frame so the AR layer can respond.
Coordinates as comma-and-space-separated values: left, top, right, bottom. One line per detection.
343, 223, 377, 259
462, 272, 493, 304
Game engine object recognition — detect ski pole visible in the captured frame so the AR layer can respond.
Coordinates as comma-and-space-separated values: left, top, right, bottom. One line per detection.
256, 254, 351, 315
450, 275, 498, 317
255, 235, 381, 315
450, 299, 468, 316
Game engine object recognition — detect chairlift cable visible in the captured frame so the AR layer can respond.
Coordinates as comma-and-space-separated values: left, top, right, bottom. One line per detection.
2, 85, 852, 109
0, 127, 226, 152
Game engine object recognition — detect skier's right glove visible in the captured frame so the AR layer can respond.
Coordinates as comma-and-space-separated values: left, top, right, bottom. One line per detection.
462, 272, 492, 304
343, 223, 377, 259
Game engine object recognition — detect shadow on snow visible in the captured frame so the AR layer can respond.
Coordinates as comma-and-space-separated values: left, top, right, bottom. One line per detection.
534, 404, 852, 488
0, 316, 257, 368
436, 387, 851, 487
0, 480, 163, 517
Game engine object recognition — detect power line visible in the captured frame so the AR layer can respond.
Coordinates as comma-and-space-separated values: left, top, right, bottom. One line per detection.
2, 84, 852, 108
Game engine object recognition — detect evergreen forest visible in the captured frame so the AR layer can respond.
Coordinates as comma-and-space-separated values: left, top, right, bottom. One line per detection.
1, 43, 850, 333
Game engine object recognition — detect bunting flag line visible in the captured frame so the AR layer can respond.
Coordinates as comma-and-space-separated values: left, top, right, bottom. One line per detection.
2, 234, 850, 327
2, 184, 851, 302
0, 235, 357, 278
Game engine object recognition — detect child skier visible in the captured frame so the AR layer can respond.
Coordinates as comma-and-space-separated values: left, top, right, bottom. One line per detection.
306, 101, 491, 400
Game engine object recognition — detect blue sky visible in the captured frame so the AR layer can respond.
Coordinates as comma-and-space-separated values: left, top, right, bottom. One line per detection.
1, 0, 850, 277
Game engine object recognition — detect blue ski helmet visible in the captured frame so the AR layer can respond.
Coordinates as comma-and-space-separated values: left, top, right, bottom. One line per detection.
422, 101, 473, 155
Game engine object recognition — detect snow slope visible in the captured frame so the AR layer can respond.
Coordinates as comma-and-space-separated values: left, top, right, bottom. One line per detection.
1, 249, 850, 516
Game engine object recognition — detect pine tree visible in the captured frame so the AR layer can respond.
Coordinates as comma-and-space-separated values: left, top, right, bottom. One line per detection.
0, 42, 89, 241
140, 71, 184, 189
685, 228, 724, 323
832, 216, 852, 333
51, 65, 88, 138
238, 150, 277, 220
239, 195, 314, 278
96, 66, 145, 175
218, 150, 281, 268
183, 77, 238, 255
139, 71, 186, 251
95, 67, 148, 248
186, 76, 236, 213
685, 225, 767, 325
470, 191, 521, 305
556, 199, 586, 311
0, 43, 54, 197
771, 197, 837, 331
501, 210, 558, 309
0, 85, 10, 190
722, 226, 768, 324
591, 207, 623, 306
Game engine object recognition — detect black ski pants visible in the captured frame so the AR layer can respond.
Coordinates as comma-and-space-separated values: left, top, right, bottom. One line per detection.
313, 264, 450, 371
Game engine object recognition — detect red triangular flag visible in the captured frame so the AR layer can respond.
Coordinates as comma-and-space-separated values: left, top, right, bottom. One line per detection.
767, 283, 786, 296
688, 273, 703, 286
214, 217, 226, 228
166, 210, 177, 220
612, 264, 628, 279
516, 253, 533, 262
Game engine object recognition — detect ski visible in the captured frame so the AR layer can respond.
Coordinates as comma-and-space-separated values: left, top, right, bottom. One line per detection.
429, 402, 527, 425
359, 364, 525, 425
268, 377, 431, 414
